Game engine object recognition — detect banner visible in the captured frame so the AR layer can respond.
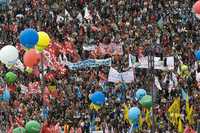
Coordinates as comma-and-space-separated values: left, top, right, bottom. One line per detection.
108, 67, 134, 83
129, 54, 174, 70
66, 58, 112, 70
92, 43, 123, 56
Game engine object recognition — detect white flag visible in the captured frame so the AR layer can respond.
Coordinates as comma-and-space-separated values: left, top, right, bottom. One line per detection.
155, 76, 162, 90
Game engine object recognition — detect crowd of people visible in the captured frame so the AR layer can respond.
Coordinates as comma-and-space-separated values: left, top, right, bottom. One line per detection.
0, 0, 199, 132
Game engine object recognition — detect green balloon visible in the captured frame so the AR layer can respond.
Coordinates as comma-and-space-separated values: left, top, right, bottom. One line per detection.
139, 95, 152, 109
13, 127, 26, 133
5, 72, 17, 84
25, 120, 41, 133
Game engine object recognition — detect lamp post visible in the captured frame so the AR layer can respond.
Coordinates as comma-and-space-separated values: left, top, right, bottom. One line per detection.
148, 45, 156, 133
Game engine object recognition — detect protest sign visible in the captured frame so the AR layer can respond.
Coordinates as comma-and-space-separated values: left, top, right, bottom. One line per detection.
108, 67, 134, 83
129, 54, 174, 70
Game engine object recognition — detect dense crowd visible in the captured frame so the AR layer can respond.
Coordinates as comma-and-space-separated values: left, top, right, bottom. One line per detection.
0, 0, 200, 133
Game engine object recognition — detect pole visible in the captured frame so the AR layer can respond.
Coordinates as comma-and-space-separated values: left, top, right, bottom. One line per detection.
148, 47, 155, 133
41, 52, 45, 94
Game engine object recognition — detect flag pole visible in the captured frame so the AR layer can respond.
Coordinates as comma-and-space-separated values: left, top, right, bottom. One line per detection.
148, 46, 156, 133
41, 52, 45, 95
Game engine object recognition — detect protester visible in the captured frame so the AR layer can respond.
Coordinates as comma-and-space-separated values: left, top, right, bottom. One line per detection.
0, 0, 199, 133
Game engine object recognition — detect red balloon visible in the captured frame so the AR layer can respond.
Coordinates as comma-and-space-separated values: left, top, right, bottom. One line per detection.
23, 49, 41, 68
193, 1, 200, 14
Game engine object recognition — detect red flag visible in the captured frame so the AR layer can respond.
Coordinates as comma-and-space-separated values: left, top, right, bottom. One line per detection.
28, 81, 41, 94
15, 116, 24, 127
184, 126, 196, 133
77, 127, 83, 133
43, 87, 50, 106
53, 123, 61, 133
7, 115, 13, 133
41, 121, 51, 133
70, 127, 75, 133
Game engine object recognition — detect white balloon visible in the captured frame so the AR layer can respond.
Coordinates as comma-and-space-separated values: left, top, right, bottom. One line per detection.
0, 45, 19, 65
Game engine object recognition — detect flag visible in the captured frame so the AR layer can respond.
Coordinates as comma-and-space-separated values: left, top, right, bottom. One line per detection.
178, 118, 183, 133
7, 115, 13, 133
64, 124, 69, 133
28, 81, 41, 94
123, 104, 131, 124
167, 97, 180, 126
84, 6, 92, 20
186, 95, 189, 115
128, 124, 134, 133
184, 126, 196, 133
155, 76, 162, 90
15, 115, 24, 127
181, 89, 188, 101
187, 106, 193, 125
145, 110, 151, 128
139, 113, 143, 129
90, 103, 101, 111
186, 94, 193, 125
157, 17, 164, 30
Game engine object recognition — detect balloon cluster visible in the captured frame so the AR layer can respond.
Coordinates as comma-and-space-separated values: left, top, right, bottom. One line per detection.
13, 120, 40, 133
135, 89, 152, 109
193, 1, 200, 19
19, 28, 50, 69
127, 89, 153, 127
0, 28, 50, 70
89, 91, 105, 111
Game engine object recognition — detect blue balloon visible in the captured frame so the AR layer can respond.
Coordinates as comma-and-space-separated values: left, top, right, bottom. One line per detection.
128, 107, 140, 123
135, 89, 147, 101
90, 91, 105, 105
195, 50, 200, 61
2, 89, 10, 102
19, 28, 39, 48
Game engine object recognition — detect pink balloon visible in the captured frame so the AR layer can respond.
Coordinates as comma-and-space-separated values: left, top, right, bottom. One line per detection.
193, 1, 200, 14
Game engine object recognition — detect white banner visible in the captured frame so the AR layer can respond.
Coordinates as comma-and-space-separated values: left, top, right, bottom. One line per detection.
108, 67, 134, 83
108, 67, 121, 83
129, 54, 174, 70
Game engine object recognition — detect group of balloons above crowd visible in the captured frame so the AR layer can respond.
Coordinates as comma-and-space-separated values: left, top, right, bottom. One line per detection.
89, 89, 152, 128
8, 89, 150, 132
0, 29, 50, 102
0, 28, 50, 68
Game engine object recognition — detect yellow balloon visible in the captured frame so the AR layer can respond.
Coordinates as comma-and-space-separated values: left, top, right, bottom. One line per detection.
36, 31, 50, 49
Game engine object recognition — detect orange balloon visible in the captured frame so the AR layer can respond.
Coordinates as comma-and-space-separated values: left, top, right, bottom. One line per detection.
23, 49, 41, 68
